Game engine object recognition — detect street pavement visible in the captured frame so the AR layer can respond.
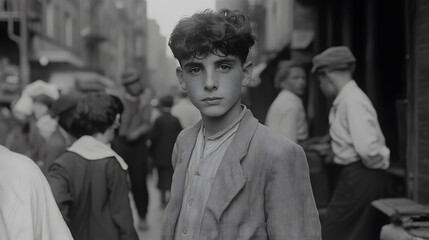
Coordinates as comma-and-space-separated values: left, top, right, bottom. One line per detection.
131, 171, 165, 240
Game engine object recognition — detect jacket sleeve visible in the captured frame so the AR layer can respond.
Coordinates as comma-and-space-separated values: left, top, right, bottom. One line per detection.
264, 144, 321, 239
47, 162, 73, 225
106, 160, 139, 240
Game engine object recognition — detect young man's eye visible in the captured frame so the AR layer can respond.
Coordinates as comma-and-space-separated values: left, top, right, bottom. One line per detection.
218, 64, 232, 72
188, 67, 201, 74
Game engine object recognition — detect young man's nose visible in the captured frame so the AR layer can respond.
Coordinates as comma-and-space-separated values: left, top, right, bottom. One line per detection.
203, 72, 218, 91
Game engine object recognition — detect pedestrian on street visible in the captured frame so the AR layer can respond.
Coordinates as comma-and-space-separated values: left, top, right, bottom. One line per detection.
312, 46, 392, 240
39, 91, 81, 174
265, 60, 308, 143
0, 144, 73, 240
149, 95, 182, 208
111, 67, 152, 231
48, 92, 138, 240
162, 9, 321, 240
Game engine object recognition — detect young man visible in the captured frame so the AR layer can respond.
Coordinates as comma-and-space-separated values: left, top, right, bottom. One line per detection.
162, 9, 321, 240
265, 60, 308, 143
312, 46, 391, 240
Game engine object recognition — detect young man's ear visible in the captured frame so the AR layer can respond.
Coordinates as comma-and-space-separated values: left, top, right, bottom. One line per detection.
176, 67, 187, 90
241, 61, 253, 87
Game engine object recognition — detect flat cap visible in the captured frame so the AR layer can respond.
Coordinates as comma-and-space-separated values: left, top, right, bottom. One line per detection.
121, 68, 141, 85
51, 91, 82, 117
312, 46, 356, 72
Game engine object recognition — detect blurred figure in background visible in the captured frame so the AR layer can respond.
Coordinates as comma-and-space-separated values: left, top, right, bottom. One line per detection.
313, 46, 392, 240
39, 91, 82, 174
111, 67, 152, 231
48, 92, 138, 240
0, 145, 73, 240
149, 95, 182, 208
171, 90, 201, 129
5, 80, 59, 164
265, 60, 308, 143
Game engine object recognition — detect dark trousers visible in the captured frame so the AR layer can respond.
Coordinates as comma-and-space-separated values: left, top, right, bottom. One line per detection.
112, 136, 149, 219
322, 161, 392, 240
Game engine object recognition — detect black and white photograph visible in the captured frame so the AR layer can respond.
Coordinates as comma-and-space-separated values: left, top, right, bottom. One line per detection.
1, 0, 428, 239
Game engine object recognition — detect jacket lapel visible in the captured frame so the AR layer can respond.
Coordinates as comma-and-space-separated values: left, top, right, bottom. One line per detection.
205, 110, 259, 221
163, 121, 201, 237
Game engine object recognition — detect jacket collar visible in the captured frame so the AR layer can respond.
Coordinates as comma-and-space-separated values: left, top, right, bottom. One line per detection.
67, 135, 128, 170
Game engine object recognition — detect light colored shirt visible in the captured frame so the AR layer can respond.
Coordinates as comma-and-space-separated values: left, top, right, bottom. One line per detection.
171, 97, 201, 129
265, 89, 308, 142
329, 80, 390, 169
0, 145, 73, 240
174, 107, 246, 240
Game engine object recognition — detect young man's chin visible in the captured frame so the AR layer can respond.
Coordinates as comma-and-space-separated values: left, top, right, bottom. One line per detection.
198, 105, 229, 119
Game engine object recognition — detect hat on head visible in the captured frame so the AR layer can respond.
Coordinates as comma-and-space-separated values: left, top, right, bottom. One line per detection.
24, 80, 60, 100
312, 46, 356, 73
50, 91, 82, 117
121, 68, 141, 85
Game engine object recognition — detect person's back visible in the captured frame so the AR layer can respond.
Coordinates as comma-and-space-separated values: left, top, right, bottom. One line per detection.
0, 145, 72, 240
48, 93, 138, 240
49, 151, 134, 240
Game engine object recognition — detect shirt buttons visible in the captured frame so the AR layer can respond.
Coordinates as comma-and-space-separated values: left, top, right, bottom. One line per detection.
188, 199, 193, 206
194, 171, 200, 176
183, 228, 187, 234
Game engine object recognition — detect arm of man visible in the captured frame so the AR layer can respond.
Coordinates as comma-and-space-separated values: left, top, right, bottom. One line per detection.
106, 160, 139, 240
347, 101, 389, 169
265, 144, 321, 239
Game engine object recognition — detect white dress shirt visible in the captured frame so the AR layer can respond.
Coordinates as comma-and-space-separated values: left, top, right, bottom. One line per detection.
0, 145, 73, 240
265, 89, 308, 142
329, 80, 390, 169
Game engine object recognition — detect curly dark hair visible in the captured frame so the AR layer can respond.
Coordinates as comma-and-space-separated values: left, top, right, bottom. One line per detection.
169, 9, 256, 64
69, 93, 124, 138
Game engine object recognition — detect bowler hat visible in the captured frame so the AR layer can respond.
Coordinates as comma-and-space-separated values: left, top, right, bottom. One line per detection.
312, 46, 356, 72
121, 68, 141, 85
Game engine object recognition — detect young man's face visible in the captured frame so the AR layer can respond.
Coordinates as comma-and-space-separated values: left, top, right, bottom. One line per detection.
281, 67, 307, 96
176, 53, 252, 120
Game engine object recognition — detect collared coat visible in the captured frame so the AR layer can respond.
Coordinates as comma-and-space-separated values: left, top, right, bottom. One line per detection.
162, 110, 321, 240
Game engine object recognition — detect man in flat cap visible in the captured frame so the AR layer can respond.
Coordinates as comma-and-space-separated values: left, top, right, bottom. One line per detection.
312, 46, 391, 240
111, 67, 152, 230
265, 60, 308, 143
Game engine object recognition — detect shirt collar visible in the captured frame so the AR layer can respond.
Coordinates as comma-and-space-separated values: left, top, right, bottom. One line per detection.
333, 80, 357, 107
67, 135, 128, 170
203, 105, 247, 141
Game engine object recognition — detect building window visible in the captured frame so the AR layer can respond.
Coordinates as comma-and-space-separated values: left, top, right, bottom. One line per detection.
135, 35, 143, 57
46, 3, 54, 37
65, 12, 73, 47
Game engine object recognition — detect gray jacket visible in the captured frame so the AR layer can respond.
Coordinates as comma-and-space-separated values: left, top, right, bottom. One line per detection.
162, 110, 321, 240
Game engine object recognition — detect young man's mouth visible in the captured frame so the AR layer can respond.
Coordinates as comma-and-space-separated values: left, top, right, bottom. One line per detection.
202, 97, 223, 104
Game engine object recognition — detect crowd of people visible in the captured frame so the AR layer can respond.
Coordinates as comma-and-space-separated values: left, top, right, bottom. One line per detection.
0, 8, 393, 240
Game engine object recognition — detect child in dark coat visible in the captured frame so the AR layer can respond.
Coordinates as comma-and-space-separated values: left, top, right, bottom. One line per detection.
150, 95, 183, 207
